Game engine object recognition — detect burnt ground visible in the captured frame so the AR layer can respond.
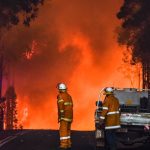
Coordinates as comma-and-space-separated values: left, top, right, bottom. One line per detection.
0, 130, 149, 150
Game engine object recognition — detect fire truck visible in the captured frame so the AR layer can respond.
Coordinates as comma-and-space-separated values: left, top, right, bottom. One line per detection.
95, 88, 150, 149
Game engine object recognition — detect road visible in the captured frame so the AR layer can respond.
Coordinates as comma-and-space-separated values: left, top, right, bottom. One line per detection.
0, 130, 149, 150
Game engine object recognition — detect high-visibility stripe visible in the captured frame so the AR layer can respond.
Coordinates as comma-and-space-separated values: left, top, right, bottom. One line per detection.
61, 117, 72, 122
107, 111, 119, 115
60, 110, 64, 113
58, 99, 64, 103
105, 125, 121, 129
64, 102, 73, 106
100, 116, 105, 119
60, 136, 71, 140
102, 107, 108, 110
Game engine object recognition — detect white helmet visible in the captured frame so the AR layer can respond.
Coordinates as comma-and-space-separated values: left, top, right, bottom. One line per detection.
104, 87, 114, 95
57, 83, 67, 90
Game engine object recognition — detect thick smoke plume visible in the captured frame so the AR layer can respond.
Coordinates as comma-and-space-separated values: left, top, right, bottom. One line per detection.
1, 0, 136, 130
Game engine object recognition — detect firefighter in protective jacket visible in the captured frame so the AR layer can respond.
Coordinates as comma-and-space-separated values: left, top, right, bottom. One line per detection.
100, 87, 120, 150
57, 83, 73, 150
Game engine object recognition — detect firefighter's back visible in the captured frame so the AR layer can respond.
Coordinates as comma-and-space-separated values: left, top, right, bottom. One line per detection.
59, 92, 73, 121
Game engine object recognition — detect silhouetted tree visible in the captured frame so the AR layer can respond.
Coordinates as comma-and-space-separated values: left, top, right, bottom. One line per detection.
0, 0, 45, 130
0, 0, 44, 28
117, 0, 150, 89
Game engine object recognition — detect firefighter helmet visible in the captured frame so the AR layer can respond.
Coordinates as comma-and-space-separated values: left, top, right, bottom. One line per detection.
104, 87, 114, 95
57, 83, 67, 90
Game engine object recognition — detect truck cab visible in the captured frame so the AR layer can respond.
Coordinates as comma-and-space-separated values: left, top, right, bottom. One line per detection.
95, 88, 150, 149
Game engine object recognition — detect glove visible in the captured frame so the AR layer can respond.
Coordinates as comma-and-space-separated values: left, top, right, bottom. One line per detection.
99, 122, 105, 129
99, 119, 105, 129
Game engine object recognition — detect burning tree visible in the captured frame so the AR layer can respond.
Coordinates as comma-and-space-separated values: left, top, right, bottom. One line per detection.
117, 0, 150, 110
0, 0, 45, 130
5, 86, 17, 129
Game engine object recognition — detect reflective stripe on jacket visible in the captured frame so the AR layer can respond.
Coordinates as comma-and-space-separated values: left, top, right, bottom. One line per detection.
57, 92, 73, 122
100, 94, 120, 130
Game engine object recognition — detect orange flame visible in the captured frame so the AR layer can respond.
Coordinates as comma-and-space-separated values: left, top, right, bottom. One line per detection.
23, 40, 38, 60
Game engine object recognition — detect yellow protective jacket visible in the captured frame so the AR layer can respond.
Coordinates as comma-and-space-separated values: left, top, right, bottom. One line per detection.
57, 92, 73, 122
100, 94, 120, 130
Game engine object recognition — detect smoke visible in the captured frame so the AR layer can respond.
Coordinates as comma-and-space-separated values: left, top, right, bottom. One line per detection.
1, 0, 134, 130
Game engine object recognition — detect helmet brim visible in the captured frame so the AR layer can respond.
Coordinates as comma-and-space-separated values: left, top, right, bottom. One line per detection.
103, 92, 113, 95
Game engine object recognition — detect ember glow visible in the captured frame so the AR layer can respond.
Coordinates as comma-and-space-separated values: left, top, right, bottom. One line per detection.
3, 0, 141, 130
24, 40, 39, 60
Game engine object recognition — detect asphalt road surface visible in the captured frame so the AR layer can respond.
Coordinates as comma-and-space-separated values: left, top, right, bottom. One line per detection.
0, 130, 149, 150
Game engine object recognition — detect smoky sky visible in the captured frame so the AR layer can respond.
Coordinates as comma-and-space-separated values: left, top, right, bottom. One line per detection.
2, 0, 123, 129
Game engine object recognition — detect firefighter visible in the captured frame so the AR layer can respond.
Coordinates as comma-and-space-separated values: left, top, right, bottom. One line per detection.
57, 83, 73, 150
99, 87, 120, 150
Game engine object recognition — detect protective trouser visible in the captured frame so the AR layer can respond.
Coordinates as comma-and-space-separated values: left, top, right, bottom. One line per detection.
59, 120, 72, 149
104, 129, 117, 150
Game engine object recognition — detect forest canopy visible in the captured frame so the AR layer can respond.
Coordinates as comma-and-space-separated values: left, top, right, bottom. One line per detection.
117, 0, 150, 64
0, 0, 44, 28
